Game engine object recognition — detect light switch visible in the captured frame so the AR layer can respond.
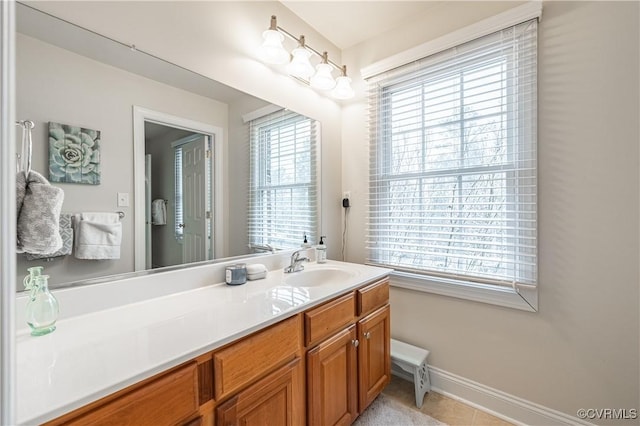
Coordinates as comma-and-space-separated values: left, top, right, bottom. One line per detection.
117, 192, 129, 207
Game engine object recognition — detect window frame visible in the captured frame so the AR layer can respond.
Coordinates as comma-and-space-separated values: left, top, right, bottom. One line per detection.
365, 5, 541, 312
248, 110, 320, 251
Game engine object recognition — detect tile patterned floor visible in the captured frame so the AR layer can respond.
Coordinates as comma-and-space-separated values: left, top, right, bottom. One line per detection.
382, 376, 514, 426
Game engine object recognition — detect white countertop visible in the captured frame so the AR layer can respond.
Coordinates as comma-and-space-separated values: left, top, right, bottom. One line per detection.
16, 260, 391, 425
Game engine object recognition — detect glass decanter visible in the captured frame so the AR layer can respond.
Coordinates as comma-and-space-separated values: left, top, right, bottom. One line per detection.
23, 265, 44, 291
25, 275, 59, 336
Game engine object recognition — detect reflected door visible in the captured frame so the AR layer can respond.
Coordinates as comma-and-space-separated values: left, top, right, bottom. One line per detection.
181, 136, 208, 263
144, 154, 152, 269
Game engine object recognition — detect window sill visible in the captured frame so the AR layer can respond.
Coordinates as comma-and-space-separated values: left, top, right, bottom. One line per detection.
389, 270, 538, 312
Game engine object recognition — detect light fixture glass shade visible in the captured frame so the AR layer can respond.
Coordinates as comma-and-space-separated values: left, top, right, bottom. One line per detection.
332, 75, 354, 99
286, 47, 314, 79
260, 29, 289, 65
310, 63, 336, 91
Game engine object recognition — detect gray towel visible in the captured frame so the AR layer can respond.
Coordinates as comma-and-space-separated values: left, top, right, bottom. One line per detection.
16, 172, 27, 253
16, 171, 27, 217
17, 171, 64, 255
25, 213, 73, 260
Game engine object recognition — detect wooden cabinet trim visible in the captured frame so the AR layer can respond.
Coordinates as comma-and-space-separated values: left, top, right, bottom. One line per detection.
304, 292, 355, 347
197, 356, 214, 406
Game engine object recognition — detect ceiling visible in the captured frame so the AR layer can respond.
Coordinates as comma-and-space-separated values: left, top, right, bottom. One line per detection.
280, 1, 442, 50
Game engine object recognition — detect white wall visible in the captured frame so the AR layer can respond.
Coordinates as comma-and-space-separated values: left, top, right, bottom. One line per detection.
16, 33, 228, 286
342, 1, 639, 421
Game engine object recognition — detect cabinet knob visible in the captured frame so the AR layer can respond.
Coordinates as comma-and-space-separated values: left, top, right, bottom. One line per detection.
364, 332, 371, 340
351, 339, 359, 348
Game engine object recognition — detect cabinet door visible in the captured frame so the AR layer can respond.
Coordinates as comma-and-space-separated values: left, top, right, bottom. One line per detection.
357, 304, 391, 412
216, 357, 304, 426
307, 325, 358, 426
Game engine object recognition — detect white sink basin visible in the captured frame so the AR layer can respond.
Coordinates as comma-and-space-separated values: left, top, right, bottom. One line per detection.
284, 266, 356, 287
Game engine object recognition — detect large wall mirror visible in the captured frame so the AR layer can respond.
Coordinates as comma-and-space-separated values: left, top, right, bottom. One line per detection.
15, 3, 321, 290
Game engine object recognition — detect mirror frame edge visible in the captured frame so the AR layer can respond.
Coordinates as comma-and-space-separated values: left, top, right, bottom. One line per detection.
1, 1, 16, 423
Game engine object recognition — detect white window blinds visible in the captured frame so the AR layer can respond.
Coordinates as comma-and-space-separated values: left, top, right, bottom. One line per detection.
174, 147, 183, 240
367, 19, 537, 287
249, 110, 318, 250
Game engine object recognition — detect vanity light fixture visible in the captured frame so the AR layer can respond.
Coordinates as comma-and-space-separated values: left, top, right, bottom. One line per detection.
259, 15, 355, 100
259, 15, 290, 65
332, 66, 355, 100
310, 52, 336, 91
286, 36, 315, 79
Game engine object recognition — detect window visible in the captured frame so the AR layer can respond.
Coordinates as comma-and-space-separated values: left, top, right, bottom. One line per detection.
174, 146, 183, 240
248, 110, 318, 250
368, 19, 537, 296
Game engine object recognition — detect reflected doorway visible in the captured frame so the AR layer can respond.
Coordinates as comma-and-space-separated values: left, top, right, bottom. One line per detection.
133, 106, 224, 272
144, 123, 212, 269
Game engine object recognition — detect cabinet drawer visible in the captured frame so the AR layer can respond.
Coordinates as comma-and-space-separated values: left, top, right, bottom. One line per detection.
49, 362, 198, 425
214, 315, 301, 400
357, 279, 389, 316
305, 292, 355, 347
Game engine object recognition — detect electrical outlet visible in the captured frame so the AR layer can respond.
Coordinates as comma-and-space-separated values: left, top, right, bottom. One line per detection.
343, 191, 351, 200
117, 192, 129, 207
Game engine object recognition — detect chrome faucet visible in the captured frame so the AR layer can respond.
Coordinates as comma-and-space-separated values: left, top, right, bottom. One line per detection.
249, 243, 275, 253
284, 249, 310, 273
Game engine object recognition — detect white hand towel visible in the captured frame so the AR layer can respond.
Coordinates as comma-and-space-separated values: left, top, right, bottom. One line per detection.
151, 199, 167, 225
73, 212, 122, 260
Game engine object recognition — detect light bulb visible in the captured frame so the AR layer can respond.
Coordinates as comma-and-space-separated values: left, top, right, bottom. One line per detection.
311, 63, 336, 91
287, 47, 314, 79
260, 29, 289, 65
332, 75, 354, 99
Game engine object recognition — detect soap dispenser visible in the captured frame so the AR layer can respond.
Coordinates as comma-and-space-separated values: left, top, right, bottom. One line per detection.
316, 236, 327, 263
301, 234, 311, 249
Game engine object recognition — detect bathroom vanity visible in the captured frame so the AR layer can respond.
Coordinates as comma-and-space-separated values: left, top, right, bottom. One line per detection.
16, 258, 391, 425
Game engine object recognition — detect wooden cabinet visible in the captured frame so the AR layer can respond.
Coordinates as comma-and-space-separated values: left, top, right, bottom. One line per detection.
357, 305, 391, 412
46, 362, 199, 426
304, 292, 355, 347
307, 325, 359, 426
356, 279, 389, 316
213, 316, 301, 400
216, 358, 304, 426
306, 278, 391, 426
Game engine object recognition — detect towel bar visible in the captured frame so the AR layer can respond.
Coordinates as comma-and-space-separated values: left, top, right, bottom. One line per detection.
116, 211, 125, 219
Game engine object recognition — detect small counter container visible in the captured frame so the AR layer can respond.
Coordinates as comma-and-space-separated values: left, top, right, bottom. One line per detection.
225, 264, 247, 285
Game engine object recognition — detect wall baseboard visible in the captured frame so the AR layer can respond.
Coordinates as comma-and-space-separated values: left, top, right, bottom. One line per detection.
393, 366, 594, 426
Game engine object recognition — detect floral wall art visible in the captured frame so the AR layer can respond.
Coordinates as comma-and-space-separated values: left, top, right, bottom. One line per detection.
49, 122, 101, 185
